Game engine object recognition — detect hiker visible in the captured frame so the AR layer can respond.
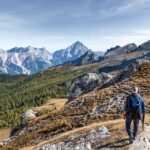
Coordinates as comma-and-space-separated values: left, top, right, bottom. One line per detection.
124, 86, 145, 143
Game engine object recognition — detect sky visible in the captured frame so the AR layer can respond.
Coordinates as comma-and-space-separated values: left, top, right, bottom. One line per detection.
0, 0, 150, 52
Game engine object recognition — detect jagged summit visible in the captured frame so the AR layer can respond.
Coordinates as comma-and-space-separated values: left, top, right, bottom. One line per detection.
52, 41, 89, 66
8, 46, 48, 53
0, 40, 150, 75
0, 41, 91, 74
0, 46, 53, 75
73, 40, 84, 45
138, 40, 150, 50
105, 43, 137, 57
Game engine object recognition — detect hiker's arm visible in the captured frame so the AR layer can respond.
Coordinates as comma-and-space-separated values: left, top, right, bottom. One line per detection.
124, 97, 130, 118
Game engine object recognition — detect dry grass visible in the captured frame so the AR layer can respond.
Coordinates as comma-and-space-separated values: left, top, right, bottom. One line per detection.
21, 114, 150, 150
21, 119, 124, 150
0, 128, 11, 141
32, 98, 67, 112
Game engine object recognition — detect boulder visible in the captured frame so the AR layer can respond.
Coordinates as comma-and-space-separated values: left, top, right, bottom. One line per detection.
98, 126, 109, 135
10, 109, 39, 137
21, 109, 38, 125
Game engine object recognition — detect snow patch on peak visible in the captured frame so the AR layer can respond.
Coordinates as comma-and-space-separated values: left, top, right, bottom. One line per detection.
52, 41, 89, 65
0, 41, 91, 75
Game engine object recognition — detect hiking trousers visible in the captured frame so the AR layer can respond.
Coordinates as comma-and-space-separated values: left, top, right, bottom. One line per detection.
125, 116, 139, 138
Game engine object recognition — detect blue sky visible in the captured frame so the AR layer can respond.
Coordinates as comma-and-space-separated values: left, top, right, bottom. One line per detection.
0, 0, 150, 52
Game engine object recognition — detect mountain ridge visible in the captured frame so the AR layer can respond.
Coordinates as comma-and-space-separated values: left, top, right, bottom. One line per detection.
0, 41, 92, 75
0, 40, 150, 75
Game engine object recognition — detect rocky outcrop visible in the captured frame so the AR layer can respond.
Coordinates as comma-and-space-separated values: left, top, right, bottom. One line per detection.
105, 43, 137, 57
121, 58, 150, 79
64, 50, 99, 66
35, 126, 109, 150
105, 45, 121, 56
138, 40, 150, 50
21, 109, 39, 125
10, 109, 39, 137
69, 72, 112, 100
91, 93, 126, 115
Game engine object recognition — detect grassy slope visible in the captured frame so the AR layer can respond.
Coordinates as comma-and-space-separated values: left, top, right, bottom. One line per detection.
2, 62, 150, 149
0, 65, 96, 128
0, 49, 147, 128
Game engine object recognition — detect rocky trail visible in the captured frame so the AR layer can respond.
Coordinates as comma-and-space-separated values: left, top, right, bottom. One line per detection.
129, 125, 150, 150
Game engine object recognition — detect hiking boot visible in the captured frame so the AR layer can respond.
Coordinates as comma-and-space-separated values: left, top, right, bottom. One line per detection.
129, 137, 133, 144
133, 136, 137, 140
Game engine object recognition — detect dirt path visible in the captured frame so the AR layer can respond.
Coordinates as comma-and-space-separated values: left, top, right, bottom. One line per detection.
129, 125, 150, 150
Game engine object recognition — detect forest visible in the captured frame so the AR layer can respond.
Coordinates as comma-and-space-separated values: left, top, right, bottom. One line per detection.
0, 66, 88, 128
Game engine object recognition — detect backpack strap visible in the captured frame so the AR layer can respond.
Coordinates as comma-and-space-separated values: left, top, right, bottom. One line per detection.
130, 94, 142, 119
126, 94, 140, 116
130, 94, 140, 105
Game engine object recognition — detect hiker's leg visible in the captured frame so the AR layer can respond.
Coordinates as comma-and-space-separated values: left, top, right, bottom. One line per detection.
133, 118, 139, 138
125, 116, 132, 138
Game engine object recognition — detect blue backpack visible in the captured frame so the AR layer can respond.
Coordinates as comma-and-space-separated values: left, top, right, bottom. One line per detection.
130, 95, 141, 117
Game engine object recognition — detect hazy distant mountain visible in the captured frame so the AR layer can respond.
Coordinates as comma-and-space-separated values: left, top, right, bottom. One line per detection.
0, 46, 53, 75
1, 40, 150, 75
94, 51, 104, 56
52, 41, 89, 66
0, 41, 90, 75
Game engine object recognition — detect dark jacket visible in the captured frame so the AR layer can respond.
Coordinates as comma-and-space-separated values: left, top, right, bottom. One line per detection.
125, 93, 145, 119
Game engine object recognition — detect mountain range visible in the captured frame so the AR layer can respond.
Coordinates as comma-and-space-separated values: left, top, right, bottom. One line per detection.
0, 41, 91, 75
1, 40, 150, 75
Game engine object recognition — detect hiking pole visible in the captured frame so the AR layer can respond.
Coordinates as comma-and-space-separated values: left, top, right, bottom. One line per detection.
142, 114, 145, 131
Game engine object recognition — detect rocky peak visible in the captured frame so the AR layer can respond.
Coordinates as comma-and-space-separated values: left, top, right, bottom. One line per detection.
138, 40, 150, 50
8, 46, 49, 54
122, 43, 137, 52
64, 50, 103, 66
0, 49, 7, 54
52, 41, 89, 65
105, 43, 137, 57
72, 41, 84, 47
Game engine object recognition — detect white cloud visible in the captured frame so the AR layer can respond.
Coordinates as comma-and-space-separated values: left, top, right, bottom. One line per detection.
98, 0, 149, 18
